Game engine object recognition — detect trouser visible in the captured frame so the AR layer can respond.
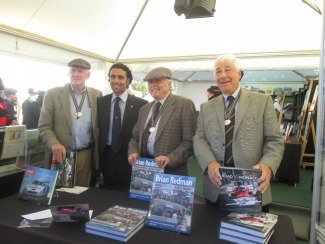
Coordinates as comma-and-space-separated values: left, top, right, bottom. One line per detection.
75, 148, 92, 187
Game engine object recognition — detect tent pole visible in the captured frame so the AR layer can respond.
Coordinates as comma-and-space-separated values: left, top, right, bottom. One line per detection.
302, 0, 322, 15
114, 0, 149, 63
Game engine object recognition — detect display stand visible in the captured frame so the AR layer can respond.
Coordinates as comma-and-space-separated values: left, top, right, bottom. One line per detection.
296, 80, 314, 140
278, 94, 285, 127
300, 103, 317, 168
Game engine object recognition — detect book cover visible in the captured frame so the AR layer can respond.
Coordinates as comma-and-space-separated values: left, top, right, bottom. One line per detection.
220, 212, 278, 238
283, 87, 292, 95
219, 229, 274, 244
147, 173, 196, 234
219, 227, 274, 243
50, 151, 77, 188
302, 90, 311, 109
129, 157, 164, 201
219, 167, 262, 213
86, 205, 148, 238
0, 125, 26, 159
18, 165, 58, 205
50, 204, 89, 222
310, 85, 319, 111
25, 129, 39, 154
304, 112, 312, 139
264, 87, 273, 95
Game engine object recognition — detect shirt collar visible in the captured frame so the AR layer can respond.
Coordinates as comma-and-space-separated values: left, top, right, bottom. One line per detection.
222, 86, 241, 102
112, 90, 128, 103
70, 84, 86, 95
155, 91, 170, 106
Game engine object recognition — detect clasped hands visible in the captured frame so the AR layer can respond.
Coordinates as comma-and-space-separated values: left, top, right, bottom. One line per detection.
128, 153, 171, 169
208, 161, 272, 194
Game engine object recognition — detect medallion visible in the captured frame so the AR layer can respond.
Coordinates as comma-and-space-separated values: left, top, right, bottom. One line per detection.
75, 112, 83, 118
225, 119, 231, 125
149, 127, 156, 133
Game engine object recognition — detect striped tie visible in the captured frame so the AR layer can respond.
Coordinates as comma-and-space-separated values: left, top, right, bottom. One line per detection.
225, 96, 235, 167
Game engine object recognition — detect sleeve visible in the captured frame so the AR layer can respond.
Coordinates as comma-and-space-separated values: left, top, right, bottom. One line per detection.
259, 96, 285, 176
38, 91, 60, 149
166, 98, 197, 168
128, 106, 143, 156
274, 101, 282, 113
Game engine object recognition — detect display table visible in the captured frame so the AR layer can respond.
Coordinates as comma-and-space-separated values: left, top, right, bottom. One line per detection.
0, 188, 296, 244
275, 136, 301, 185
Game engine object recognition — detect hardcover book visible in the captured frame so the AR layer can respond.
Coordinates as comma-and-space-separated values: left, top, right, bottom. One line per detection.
85, 205, 148, 242
147, 173, 196, 234
219, 167, 262, 213
219, 229, 274, 244
25, 129, 39, 154
220, 212, 278, 238
50, 204, 89, 222
129, 157, 164, 201
0, 125, 26, 159
310, 85, 319, 111
304, 112, 312, 139
18, 165, 58, 205
302, 90, 311, 109
50, 151, 77, 188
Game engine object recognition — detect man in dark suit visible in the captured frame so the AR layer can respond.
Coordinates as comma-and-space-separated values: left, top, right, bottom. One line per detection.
97, 63, 147, 190
128, 67, 197, 176
4, 88, 17, 119
207, 88, 217, 101
22, 88, 41, 129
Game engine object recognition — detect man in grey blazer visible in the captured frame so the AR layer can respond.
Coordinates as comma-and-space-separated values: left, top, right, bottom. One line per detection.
128, 67, 197, 176
38, 59, 103, 186
193, 54, 284, 208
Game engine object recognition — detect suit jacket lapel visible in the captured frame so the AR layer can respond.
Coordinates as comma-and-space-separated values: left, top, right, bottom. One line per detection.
139, 101, 152, 150
60, 85, 73, 132
234, 89, 251, 137
215, 95, 226, 136
122, 95, 134, 129
155, 93, 175, 142
104, 94, 112, 136
87, 87, 98, 132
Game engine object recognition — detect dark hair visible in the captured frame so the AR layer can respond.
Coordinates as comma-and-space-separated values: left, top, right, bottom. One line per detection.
207, 88, 214, 94
108, 63, 133, 85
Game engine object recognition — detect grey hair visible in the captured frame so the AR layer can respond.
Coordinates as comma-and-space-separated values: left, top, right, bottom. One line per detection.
214, 54, 240, 73
165, 78, 172, 91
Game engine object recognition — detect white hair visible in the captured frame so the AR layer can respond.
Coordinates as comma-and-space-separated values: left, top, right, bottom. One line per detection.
165, 78, 172, 91
214, 54, 241, 72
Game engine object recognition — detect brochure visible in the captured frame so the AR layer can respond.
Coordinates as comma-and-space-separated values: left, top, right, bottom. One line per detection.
129, 157, 164, 201
0, 125, 25, 159
147, 173, 196, 234
219, 167, 262, 213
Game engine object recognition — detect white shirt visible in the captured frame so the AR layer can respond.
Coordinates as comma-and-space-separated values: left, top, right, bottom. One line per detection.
145, 92, 170, 156
274, 99, 288, 113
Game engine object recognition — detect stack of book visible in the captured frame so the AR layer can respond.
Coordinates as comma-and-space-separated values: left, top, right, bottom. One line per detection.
219, 212, 278, 244
85, 205, 148, 242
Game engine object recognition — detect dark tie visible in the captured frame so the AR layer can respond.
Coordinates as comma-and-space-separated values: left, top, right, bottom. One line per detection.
141, 102, 161, 157
111, 97, 122, 153
225, 96, 235, 167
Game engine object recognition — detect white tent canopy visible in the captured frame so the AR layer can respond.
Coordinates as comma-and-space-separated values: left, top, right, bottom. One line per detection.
0, 0, 322, 68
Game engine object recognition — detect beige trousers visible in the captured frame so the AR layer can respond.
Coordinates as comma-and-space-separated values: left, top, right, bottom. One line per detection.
75, 148, 92, 187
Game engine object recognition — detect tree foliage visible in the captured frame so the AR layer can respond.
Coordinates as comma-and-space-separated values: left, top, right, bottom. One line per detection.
131, 81, 148, 98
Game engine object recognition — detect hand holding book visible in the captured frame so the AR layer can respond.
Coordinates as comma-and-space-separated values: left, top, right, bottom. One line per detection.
208, 161, 222, 187
252, 163, 272, 194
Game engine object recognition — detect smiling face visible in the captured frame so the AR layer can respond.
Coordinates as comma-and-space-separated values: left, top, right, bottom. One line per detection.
148, 78, 171, 102
69, 66, 90, 90
109, 68, 130, 96
215, 61, 241, 96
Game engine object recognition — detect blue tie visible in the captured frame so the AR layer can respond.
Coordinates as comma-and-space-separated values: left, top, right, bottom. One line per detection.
111, 97, 122, 153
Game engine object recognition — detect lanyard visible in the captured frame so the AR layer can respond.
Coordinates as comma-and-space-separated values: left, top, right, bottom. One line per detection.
224, 89, 241, 120
69, 85, 87, 119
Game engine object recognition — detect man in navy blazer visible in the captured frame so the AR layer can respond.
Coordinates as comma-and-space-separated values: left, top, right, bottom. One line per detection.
97, 63, 147, 190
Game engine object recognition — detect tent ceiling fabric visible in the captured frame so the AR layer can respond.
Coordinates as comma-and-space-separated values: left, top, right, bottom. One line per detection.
0, 0, 322, 71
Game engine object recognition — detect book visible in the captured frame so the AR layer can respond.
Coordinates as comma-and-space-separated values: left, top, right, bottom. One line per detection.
25, 129, 39, 154
50, 204, 90, 222
18, 165, 58, 205
50, 151, 77, 188
0, 125, 26, 159
220, 212, 278, 238
310, 85, 319, 111
304, 112, 312, 139
129, 157, 164, 201
147, 173, 196, 234
302, 90, 311, 109
283, 87, 292, 95
219, 227, 274, 243
219, 167, 262, 213
264, 87, 273, 95
85, 205, 148, 241
274, 88, 283, 95
219, 229, 274, 244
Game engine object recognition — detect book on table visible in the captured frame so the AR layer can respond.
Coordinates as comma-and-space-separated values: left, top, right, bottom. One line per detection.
129, 157, 164, 201
50, 151, 77, 188
18, 165, 58, 205
50, 204, 90, 222
147, 173, 196, 234
219, 167, 262, 213
219, 229, 274, 244
85, 205, 148, 242
220, 212, 278, 238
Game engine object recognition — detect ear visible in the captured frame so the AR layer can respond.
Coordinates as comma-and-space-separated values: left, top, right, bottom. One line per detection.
87, 71, 91, 80
238, 69, 242, 80
127, 78, 130, 86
